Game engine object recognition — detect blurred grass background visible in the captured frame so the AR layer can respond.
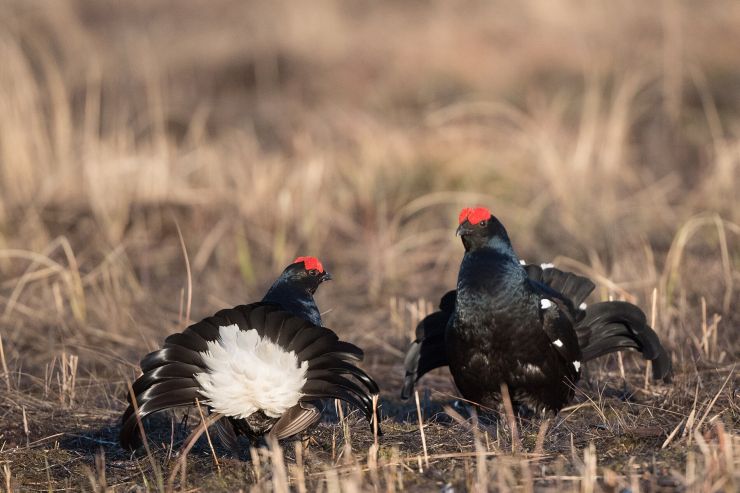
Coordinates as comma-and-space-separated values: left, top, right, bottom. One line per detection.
0, 0, 737, 491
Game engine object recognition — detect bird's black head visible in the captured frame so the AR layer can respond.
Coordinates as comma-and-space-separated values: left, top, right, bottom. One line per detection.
456, 207, 514, 255
279, 256, 333, 295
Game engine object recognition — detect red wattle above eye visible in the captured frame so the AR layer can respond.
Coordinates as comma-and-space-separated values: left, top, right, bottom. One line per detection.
459, 207, 492, 225
293, 256, 324, 273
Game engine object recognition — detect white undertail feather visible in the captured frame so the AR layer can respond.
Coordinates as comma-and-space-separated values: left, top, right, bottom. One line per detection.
540, 262, 554, 269
540, 298, 553, 309
522, 363, 544, 377
195, 325, 308, 419
552, 339, 563, 347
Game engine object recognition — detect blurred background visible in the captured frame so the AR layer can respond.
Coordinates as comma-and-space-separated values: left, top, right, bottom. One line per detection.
0, 0, 738, 489
2, 0, 737, 341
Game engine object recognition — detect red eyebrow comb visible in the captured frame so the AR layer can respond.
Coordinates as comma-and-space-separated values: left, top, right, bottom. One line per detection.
458, 207, 492, 225
293, 256, 324, 272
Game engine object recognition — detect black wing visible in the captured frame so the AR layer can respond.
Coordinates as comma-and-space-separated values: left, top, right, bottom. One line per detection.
528, 285, 583, 382
526, 263, 671, 382
523, 263, 596, 308
400, 290, 455, 400
523, 263, 595, 319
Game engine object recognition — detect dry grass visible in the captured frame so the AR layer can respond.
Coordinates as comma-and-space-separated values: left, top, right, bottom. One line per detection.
0, 0, 738, 491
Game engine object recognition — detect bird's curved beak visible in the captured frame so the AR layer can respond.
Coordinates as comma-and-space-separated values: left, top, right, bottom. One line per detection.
456, 223, 474, 237
320, 271, 333, 282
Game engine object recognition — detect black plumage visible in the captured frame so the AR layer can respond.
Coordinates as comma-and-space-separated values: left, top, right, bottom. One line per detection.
120, 257, 379, 453
401, 290, 454, 400
401, 207, 671, 413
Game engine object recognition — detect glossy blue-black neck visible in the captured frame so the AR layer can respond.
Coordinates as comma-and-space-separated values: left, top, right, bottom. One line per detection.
458, 246, 525, 293
262, 271, 323, 326
456, 221, 527, 318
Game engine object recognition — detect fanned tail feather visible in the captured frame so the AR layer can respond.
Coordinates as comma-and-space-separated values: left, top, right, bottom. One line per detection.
120, 307, 242, 450
577, 301, 672, 381
120, 339, 215, 450
289, 319, 380, 434
120, 302, 380, 450
120, 386, 203, 450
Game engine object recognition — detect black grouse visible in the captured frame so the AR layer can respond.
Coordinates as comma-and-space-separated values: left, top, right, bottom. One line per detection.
120, 256, 380, 453
401, 207, 671, 413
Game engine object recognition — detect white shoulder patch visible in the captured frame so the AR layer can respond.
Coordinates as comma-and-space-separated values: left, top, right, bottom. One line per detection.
540, 263, 554, 269
579, 302, 588, 310
540, 298, 553, 309
519, 259, 527, 265
573, 360, 581, 372
195, 325, 308, 419
552, 339, 564, 348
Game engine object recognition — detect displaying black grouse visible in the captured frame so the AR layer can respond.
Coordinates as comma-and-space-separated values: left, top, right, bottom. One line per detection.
120, 257, 380, 453
402, 207, 671, 412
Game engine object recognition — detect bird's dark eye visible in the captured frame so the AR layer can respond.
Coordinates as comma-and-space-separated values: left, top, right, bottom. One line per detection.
478, 220, 487, 227
309, 269, 319, 276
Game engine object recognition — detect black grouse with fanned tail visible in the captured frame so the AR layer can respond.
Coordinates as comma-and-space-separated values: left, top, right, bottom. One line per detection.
401, 207, 671, 412
120, 257, 380, 453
